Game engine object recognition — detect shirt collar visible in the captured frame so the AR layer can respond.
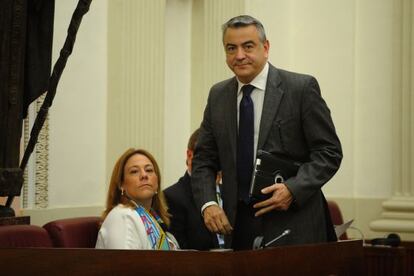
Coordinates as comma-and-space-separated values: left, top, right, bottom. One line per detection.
237, 62, 269, 96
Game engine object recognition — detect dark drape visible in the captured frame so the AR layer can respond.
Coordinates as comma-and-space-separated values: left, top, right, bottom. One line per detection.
23, 0, 54, 117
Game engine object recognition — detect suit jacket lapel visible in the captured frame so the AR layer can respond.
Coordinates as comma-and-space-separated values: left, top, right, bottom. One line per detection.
257, 65, 284, 151
224, 78, 238, 165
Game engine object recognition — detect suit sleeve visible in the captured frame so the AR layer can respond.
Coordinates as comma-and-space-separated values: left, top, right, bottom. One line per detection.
285, 76, 342, 207
191, 91, 221, 212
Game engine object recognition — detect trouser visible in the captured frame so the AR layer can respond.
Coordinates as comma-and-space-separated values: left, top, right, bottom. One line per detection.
231, 201, 263, 250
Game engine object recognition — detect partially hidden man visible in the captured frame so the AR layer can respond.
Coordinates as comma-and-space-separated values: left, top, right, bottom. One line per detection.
164, 129, 221, 250
191, 15, 342, 250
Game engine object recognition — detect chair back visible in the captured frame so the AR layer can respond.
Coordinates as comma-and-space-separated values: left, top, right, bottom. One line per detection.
43, 216, 100, 248
0, 224, 53, 248
327, 200, 348, 240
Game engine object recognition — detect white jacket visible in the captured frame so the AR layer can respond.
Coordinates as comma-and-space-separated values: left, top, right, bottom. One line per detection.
95, 204, 153, 249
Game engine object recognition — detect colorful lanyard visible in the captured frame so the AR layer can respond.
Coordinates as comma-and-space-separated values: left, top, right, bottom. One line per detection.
216, 185, 225, 248
135, 205, 170, 250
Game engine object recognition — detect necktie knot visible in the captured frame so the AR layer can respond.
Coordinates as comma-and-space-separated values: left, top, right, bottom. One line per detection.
241, 84, 255, 97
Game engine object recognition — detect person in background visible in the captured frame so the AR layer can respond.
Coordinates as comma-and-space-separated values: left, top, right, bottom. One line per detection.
96, 148, 179, 250
164, 128, 223, 250
191, 15, 342, 250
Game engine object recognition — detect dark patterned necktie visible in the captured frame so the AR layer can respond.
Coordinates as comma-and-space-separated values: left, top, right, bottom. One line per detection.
237, 84, 255, 203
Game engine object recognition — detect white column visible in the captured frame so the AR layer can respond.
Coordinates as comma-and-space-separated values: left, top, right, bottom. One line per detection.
163, 0, 192, 187
370, 0, 414, 240
107, 0, 166, 178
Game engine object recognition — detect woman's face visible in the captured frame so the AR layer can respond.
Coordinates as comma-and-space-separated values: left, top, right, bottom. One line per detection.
121, 153, 158, 207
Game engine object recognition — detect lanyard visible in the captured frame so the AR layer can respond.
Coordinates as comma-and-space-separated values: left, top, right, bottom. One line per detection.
135, 205, 170, 250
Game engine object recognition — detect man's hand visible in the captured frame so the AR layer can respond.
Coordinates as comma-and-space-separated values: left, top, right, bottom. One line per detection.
253, 183, 293, 217
203, 205, 233, 235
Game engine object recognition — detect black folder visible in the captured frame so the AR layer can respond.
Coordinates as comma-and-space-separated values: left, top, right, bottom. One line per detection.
249, 150, 301, 201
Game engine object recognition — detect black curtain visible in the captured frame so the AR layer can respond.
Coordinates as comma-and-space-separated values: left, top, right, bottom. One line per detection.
23, 0, 54, 117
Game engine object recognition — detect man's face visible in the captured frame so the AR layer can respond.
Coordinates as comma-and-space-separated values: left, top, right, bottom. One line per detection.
223, 25, 269, 84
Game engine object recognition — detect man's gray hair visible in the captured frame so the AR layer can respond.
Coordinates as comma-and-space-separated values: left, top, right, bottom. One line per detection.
222, 15, 267, 43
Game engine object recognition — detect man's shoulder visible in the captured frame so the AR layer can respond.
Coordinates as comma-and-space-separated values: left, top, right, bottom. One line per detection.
271, 65, 315, 85
211, 76, 236, 93
164, 180, 184, 195
163, 173, 190, 198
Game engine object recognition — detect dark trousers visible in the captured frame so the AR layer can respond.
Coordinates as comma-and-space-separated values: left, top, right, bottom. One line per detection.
232, 201, 263, 250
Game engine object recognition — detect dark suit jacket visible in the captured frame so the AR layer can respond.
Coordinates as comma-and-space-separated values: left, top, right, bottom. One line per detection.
191, 63, 342, 247
164, 172, 219, 250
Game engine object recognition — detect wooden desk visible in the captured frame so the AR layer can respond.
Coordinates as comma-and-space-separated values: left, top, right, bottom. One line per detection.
363, 241, 414, 276
0, 240, 362, 275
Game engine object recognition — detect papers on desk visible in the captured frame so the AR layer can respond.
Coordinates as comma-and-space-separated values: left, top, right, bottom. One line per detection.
334, 219, 354, 239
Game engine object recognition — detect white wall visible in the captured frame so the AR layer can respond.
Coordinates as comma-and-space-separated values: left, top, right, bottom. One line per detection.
48, 0, 107, 208
353, 0, 394, 198
164, 0, 192, 186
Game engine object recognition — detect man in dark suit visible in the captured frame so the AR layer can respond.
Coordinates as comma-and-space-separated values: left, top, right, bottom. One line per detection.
191, 15, 342, 250
163, 129, 220, 250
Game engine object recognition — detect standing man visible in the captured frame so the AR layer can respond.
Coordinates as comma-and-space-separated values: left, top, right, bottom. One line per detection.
191, 15, 342, 250
164, 129, 220, 250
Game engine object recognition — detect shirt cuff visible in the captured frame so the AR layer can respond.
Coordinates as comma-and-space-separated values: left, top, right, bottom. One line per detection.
201, 201, 219, 216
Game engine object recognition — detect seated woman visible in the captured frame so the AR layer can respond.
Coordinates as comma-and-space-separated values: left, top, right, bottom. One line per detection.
96, 148, 179, 250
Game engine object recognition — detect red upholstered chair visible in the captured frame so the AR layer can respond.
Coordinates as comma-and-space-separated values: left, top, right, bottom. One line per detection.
43, 216, 101, 248
327, 200, 348, 240
0, 224, 53, 248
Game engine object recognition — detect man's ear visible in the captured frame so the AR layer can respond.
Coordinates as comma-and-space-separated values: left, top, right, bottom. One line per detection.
263, 39, 270, 57
186, 149, 194, 170
186, 149, 193, 160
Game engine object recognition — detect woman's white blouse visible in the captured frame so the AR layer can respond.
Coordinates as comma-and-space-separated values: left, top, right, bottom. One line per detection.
95, 204, 152, 249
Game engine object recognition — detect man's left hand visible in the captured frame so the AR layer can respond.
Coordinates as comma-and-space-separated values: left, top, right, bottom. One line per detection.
253, 183, 293, 217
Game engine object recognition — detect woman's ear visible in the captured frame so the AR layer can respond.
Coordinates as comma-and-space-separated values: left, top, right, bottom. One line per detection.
118, 185, 124, 195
